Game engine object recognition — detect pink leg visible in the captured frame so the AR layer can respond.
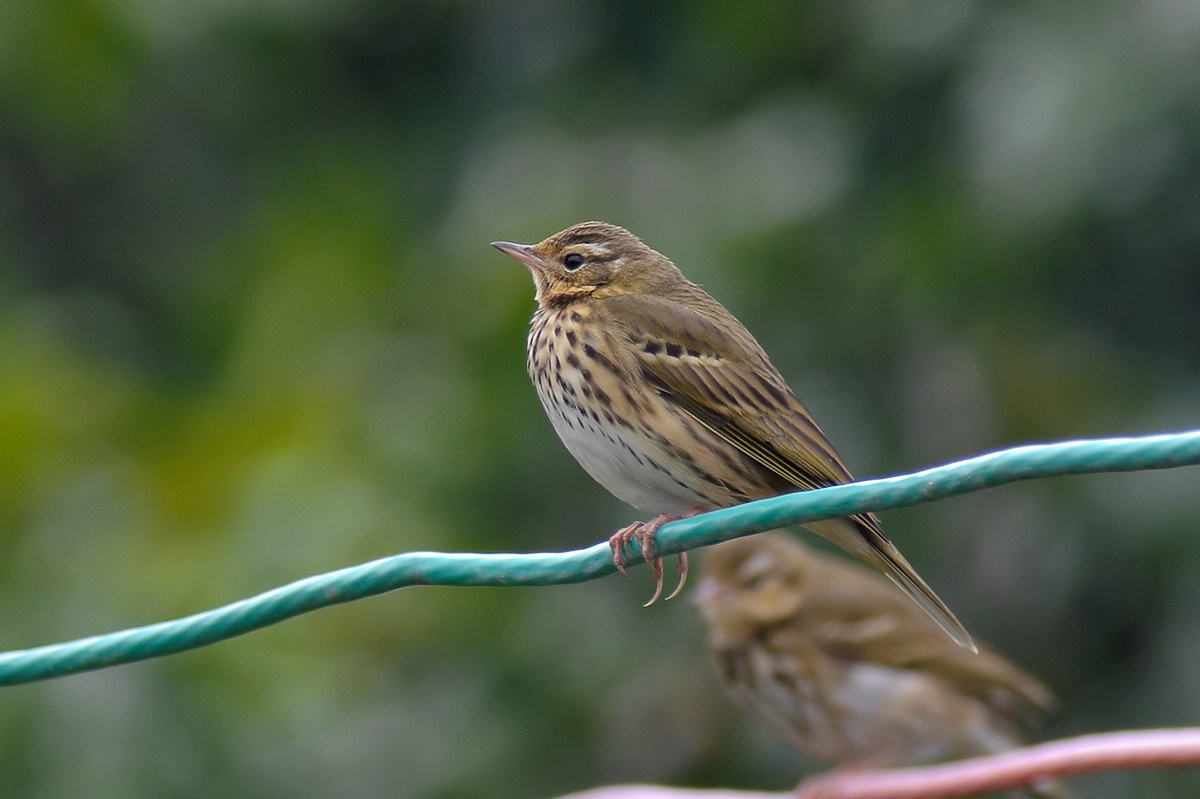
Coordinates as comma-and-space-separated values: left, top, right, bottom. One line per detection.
608, 510, 702, 606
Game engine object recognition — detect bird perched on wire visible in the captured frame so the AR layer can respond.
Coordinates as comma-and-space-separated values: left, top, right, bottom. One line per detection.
493, 221, 972, 650
695, 533, 1068, 797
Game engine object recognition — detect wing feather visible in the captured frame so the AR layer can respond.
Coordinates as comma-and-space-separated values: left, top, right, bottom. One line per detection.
599, 291, 976, 652
601, 292, 853, 494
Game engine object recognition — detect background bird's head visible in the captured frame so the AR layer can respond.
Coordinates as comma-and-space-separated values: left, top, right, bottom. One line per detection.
694, 534, 814, 643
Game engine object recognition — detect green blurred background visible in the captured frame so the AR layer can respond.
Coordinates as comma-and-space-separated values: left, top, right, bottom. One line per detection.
2, 1, 1200, 796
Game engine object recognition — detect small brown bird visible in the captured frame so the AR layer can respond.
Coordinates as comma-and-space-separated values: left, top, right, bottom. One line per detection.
695, 533, 1065, 794
493, 221, 971, 649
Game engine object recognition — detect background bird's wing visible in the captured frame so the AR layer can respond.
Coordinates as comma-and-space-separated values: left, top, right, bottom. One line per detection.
801, 560, 1057, 716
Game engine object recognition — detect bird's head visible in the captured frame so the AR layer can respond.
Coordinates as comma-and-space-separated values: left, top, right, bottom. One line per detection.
492, 221, 685, 307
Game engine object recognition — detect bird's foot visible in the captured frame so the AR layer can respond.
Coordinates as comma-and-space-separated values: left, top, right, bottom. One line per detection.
608, 510, 702, 605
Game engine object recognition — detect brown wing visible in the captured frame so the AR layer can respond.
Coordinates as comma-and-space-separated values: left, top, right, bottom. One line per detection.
599, 291, 856, 493
599, 291, 976, 651
800, 552, 1056, 716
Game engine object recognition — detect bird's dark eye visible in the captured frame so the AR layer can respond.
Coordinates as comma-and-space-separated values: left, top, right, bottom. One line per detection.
563, 253, 585, 271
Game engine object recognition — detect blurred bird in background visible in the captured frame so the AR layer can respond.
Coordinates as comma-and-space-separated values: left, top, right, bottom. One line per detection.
695, 533, 1069, 797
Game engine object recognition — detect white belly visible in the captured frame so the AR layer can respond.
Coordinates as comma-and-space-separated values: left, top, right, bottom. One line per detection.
538, 385, 710, 516
526, 305, 749, 516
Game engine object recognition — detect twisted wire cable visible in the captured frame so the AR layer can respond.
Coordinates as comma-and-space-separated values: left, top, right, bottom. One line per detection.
1, 430, 1197, 686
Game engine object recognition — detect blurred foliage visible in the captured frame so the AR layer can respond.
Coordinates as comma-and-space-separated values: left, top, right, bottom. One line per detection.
1, 0, 1200, 796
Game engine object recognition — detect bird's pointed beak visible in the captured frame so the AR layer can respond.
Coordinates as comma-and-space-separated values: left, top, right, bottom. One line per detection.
491, 240, 550, 272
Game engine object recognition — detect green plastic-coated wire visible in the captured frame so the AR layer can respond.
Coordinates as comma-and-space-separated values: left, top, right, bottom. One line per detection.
0, 430, 1197, 686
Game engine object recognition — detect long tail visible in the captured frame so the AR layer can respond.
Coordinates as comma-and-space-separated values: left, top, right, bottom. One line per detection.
806, 516, 977, 652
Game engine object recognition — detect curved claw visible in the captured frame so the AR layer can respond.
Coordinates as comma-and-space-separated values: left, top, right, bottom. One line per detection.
609, 533, 633, 579
642, 561, 665, 607
608, 510, 702, 604
639, 529, 665, 606
663, 551, 689, 601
